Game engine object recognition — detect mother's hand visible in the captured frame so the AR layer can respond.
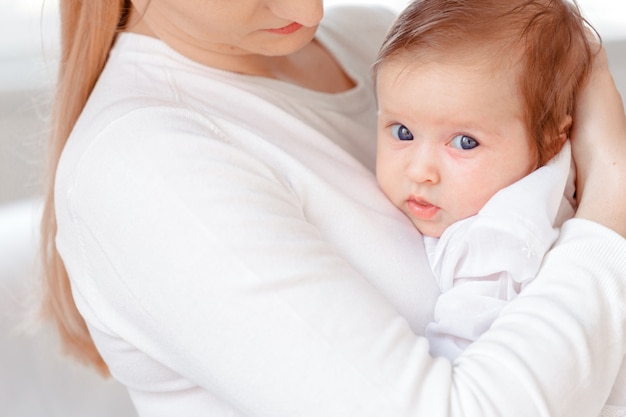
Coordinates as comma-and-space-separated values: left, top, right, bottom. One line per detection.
571, 46, 626, 237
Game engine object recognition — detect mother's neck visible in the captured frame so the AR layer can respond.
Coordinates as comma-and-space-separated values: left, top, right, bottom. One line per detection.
125, 11, 354, 93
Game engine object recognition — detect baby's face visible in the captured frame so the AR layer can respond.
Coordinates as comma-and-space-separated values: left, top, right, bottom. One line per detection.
375, 58, 537, 238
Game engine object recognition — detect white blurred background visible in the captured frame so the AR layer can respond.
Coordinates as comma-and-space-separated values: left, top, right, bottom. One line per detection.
0, 1, 624, 416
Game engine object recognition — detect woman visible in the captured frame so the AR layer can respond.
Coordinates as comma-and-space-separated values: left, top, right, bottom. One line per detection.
41, 0, 626, 416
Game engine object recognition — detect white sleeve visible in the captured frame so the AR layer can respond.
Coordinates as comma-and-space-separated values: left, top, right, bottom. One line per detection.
59, 110, 626, 417
463, 220, 625, 417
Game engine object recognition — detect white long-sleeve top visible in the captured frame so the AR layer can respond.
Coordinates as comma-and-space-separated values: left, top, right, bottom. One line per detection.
54, 5, 626, 417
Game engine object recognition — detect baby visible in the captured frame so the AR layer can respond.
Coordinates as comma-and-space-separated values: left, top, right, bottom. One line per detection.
375, 0, 625, 413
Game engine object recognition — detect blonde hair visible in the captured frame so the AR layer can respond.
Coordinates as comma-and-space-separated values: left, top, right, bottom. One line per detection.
40, 0, 131, 375
375, 0, 597, 165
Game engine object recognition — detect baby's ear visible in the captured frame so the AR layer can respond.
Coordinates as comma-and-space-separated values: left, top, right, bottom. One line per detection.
559, 115, 573, 143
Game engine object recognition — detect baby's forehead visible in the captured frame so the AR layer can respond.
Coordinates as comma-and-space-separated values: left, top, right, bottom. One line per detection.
380, 43, 523, 86
396, 39, 521, 69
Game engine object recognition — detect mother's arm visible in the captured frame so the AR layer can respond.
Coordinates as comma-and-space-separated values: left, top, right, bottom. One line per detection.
572, 47, 626, 236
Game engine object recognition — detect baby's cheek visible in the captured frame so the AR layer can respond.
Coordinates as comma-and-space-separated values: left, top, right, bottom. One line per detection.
455, 191, 491, 220
376, 165, 399, 198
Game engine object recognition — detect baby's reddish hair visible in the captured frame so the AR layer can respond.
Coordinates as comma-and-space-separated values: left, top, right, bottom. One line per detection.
375, 0, 598, 165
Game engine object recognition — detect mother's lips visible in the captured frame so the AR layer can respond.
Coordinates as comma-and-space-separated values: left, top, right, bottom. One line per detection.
265, 22, 303, 35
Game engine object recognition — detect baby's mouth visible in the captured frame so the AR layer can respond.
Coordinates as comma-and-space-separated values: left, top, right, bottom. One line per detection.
406, 198, 440, 220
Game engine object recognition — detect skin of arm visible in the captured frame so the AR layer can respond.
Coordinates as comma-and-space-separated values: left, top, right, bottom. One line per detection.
571, 47, 626, 237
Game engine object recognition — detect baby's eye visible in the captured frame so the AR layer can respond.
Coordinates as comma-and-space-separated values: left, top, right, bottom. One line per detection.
390, 124, 414, 141
450, 134, 479, 150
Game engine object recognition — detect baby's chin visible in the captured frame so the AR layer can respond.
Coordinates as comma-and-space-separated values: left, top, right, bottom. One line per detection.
414, 223, 446, 239
416, 214, 478, 238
